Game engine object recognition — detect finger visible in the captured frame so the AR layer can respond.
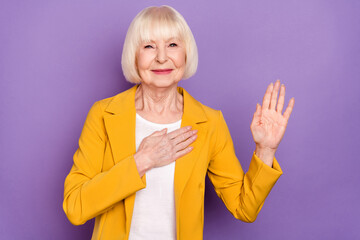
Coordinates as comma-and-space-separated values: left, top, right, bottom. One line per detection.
277, 84, 285, 113
167, 125, 192, 139
283, 97, 295, 121
262, 82, 273, 110
270, 79, 281, 110
172, 129, 198, 145
174, 146, 193, 159
174, 132, 197, 151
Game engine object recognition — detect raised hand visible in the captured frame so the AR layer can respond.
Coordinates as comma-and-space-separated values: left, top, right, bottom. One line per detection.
250, 80, 295, 164
134, 126, 198, 176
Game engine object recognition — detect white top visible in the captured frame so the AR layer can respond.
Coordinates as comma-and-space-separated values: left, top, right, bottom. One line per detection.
128, 113, 182, 240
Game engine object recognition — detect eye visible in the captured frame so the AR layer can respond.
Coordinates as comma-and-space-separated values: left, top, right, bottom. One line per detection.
169, 43, 177, 47
144, 45, 153, 49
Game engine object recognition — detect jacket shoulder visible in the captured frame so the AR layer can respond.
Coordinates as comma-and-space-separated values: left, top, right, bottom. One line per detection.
96, 95, 115, 112
197, 101, 221, 122
94, 86, 135, 113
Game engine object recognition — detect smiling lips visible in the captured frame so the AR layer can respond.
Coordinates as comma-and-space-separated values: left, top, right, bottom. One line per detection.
151, 69, 173, 74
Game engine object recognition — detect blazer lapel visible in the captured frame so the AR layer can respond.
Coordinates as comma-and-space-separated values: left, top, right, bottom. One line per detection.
102, 84, 208, 233
103, 85, 138, 233
103, 91, 136, 166
173, 87, 208, 215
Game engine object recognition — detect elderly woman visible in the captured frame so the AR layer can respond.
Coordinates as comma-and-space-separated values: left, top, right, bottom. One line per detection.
63, 5, 294, 240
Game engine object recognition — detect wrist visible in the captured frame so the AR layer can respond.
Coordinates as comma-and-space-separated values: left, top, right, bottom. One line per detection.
255, 145, 276, 167
134, 151, 153, 177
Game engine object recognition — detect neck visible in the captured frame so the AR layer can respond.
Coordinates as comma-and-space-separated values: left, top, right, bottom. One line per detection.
135, 83, 183, 116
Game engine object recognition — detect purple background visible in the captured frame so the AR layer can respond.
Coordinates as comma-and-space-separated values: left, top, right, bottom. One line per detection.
1, 0, 359, 239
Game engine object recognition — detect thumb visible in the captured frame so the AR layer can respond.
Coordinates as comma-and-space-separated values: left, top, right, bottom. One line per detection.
254, 103, 261, 117
151, 128, 167, 136
251, 103, 261, 124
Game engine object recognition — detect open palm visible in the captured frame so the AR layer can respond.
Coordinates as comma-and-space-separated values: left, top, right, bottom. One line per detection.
250, 80, 295, 151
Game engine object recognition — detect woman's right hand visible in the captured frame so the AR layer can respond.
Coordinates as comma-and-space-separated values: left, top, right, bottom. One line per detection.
133, 126, 198, 177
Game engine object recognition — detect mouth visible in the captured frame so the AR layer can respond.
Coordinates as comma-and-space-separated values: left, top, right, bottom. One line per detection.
151, 69, 173, 75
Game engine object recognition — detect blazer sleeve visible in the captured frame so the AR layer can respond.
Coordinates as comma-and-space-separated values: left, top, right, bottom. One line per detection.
63, 101, 146, 226
207, 110, 283, 223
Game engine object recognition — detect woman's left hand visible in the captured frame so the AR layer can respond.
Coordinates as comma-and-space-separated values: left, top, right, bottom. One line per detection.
250, 80, 295, 164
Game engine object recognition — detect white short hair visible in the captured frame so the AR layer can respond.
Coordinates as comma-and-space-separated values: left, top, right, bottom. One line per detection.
121, 5, 198, 84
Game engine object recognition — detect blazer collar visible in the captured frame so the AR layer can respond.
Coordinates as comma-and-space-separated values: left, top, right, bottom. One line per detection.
102, 84, 208, 234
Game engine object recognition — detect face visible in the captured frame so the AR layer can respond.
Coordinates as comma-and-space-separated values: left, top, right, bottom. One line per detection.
136, 36, 186, 88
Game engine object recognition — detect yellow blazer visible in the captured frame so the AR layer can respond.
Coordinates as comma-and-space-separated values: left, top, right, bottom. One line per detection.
63, 84, 283, 240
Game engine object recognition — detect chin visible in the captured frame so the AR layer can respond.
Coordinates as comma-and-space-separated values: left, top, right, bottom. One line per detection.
146, 79, 180, 88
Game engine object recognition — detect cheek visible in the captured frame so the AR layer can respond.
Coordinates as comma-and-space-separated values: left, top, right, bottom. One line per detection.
137, 52, 154, 70
174, 52, 186, 68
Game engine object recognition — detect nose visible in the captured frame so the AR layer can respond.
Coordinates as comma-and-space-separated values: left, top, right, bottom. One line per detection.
155, 46, 168, 63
